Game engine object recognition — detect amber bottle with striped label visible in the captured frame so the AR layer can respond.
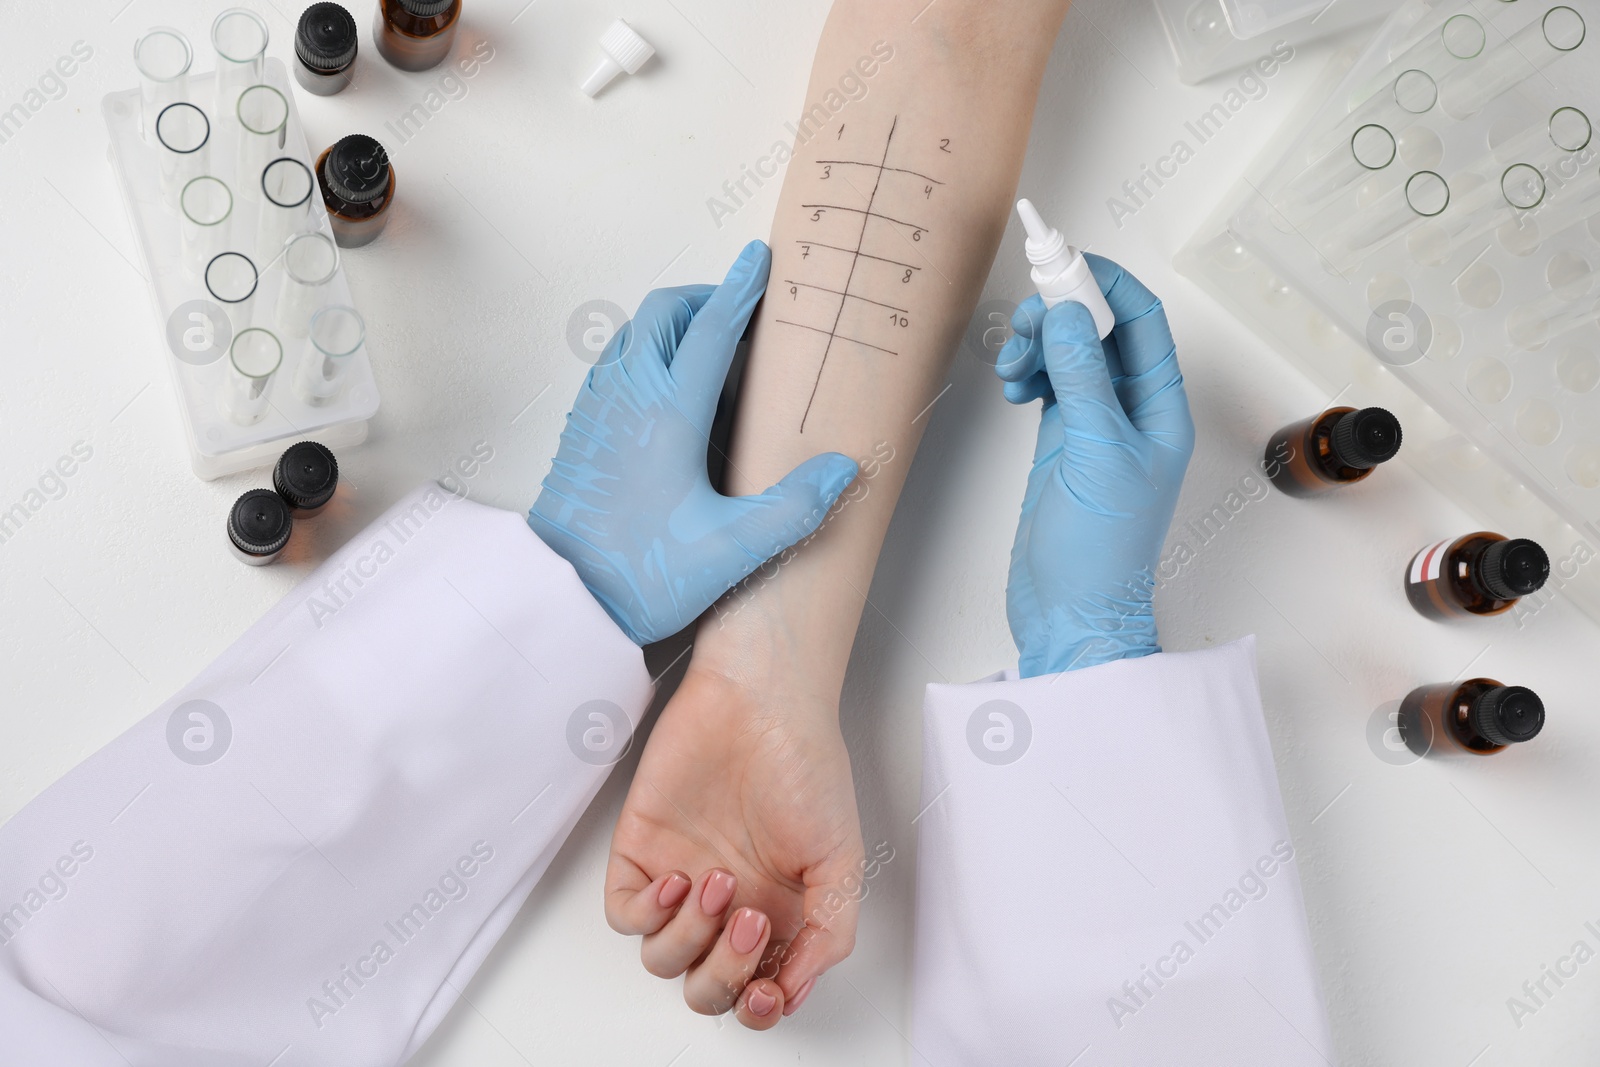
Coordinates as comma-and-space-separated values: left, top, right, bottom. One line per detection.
1405, 532, 1550, 620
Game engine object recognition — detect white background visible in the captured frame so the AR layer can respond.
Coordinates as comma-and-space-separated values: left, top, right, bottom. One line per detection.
2, 1, 1598, 1064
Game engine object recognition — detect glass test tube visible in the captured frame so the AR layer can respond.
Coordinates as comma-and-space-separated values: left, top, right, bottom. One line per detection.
1508, 282, 1600, 350
226, 327, 283, 424
257, 158, 316, 262
1439, 7, 1587, 120
236, 86, 289, 195
212, 8, 270, 127
1344, 12, 1485, 114
180, 176, 233, 277
275, 230, 340, 337
1316, 170, 1451, 274
298, 305, 364, 405
1278, 122, 1403, 224
206, 251, 260, 331
134, 27, 192, 143
155, 103, 210, 211
1297, 68, 1438, 174
1414, 109, 1596, 264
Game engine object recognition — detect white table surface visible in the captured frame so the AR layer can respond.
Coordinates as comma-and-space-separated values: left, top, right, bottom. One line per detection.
3, 2, 1598, 1064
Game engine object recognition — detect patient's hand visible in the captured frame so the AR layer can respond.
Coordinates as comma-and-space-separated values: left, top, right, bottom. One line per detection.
605, 665, 863, 1028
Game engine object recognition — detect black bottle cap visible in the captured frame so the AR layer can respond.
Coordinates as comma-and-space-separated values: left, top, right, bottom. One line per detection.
229, 489, 293, 557
323, 134, 391, 204
296, 3, 358, 70
274, 441, 340, 511
1480, 538, 1550, 600
1470, 686, 1545, 746
1329, 407, 1403, 470
397, 0, 454, 16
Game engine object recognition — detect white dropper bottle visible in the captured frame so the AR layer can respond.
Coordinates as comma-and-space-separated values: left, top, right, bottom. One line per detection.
1016, 198, 1115, 339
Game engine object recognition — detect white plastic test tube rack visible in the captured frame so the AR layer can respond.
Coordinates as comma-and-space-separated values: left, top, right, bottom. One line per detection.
1177, 0, 1600, 624
103, 19, 379, 481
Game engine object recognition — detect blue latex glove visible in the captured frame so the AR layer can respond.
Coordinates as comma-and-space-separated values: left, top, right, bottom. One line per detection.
995, 255, 1195, 678
530, 241, 860, 646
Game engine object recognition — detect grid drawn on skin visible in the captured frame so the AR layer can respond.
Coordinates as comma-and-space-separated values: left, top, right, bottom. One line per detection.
777, 117, 948, 432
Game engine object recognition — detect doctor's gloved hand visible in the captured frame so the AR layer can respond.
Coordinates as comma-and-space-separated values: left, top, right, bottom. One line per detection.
995, 256, 1195, 678
529, 242, 859, 646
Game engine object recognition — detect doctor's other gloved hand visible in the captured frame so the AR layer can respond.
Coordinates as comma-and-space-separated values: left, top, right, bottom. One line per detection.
529, 241, 859, 646
995, 256, 1195, 678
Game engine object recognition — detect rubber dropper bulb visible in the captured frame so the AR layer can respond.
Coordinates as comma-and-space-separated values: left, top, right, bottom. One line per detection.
1016, 198, 1115, 339
582, 20, 656, 97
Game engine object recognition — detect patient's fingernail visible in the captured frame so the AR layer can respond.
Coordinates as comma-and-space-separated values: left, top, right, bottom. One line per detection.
730, 908, 767, 955
747, 987, 777, 1017
783, 977, 816, 1017
701, 870, 737, 915
658, 873, 691, 909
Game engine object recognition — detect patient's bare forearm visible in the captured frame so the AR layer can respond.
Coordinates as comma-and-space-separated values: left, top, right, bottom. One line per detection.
700, 0, 1072, 701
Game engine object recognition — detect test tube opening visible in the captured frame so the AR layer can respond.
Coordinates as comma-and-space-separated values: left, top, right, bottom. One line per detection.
237, 85, 289, 139
1353, 124, 1397, 170
228, 328, 283, 422
213, 8, 270, 64
284, 232, 339, 284
1550, 106, 1593, 152
262, 158, 314, 208
155, 103, 209, 155
309, 305, 365, 359
182, 177, 232, 225
135, 28, 193, 83
1441, 13, 1486, 60
206, 252, 259, 305
1406, 171, 1450, 217
1501, 163, 1547, 211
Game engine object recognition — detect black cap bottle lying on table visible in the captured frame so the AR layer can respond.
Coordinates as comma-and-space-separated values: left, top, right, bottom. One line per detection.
1405, 533, 1550, 620
1265, 406, 1403, 497
1397, 679, 1545, 757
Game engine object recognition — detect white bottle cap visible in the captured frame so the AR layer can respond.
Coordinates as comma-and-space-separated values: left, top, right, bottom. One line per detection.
1016, 198, 1115, 339
581, 20, 656, 97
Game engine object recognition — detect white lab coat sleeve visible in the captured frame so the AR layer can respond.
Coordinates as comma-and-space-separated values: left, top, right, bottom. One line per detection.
0, 484, 653, 1067
910, 637, 1335, 1066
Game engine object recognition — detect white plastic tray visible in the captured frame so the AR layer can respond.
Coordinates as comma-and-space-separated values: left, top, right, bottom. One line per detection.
104, 57, 379, 480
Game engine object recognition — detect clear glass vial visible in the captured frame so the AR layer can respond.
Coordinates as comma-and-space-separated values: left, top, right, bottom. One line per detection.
299, 305, 365, 405
1266, 406, 1403, 497
274, 441, 340, 516
228, 488, 293, 565
295, 3, 358, 95
1397, 678, 1545, 757
316, 135, 395, 247
1406, 533, 1550, 620
374, 0, 461, 72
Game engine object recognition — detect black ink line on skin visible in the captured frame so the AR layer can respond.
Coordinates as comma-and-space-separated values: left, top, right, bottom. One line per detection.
800, 118, 900, 433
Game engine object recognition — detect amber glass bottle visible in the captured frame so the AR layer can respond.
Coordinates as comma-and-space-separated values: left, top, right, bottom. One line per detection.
317, 134, 394, 248
1397, 679, 1544, 757
374, 0, 461, 72
1405, 533, 1549, 620
1266, 406, 1402, 497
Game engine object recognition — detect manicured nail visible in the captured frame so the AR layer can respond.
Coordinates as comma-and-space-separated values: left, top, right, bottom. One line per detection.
783, 977, 817, 1017
730, 908, 767, 955
747, 987, 777, 1017
657, 873, 691, 909
700, 870, 736, 915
